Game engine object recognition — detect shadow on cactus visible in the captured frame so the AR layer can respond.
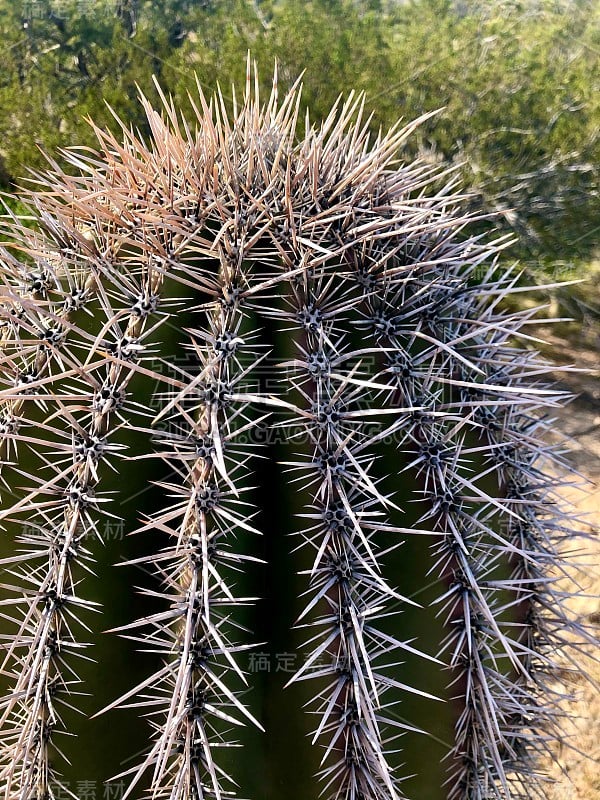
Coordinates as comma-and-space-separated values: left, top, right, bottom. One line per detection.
0, 63, 595, 800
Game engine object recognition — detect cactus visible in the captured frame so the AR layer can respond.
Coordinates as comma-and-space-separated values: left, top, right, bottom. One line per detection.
0, 64, 594, 800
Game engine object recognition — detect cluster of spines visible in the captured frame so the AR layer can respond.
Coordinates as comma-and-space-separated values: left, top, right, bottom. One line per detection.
421, 272, 585, 800
276, 267, 419, 800
84, 74, 312, 799
104, 245, 271, 800
0, 180, 170, 797
0, 218, 97, 799
259, 104, 451, 798
343, 218, 588, 800
446, 302, 591, 800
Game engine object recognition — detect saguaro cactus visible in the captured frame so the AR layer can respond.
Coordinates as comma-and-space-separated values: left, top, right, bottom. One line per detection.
0, 65, 594, 800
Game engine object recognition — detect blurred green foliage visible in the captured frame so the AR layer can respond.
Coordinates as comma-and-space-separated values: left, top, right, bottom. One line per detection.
0, 0, 598, 283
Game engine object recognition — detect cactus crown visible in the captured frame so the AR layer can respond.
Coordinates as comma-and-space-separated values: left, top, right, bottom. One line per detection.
0, 62, 593, 800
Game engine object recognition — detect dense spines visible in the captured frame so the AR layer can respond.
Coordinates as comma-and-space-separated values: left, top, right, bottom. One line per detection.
0, 223, 98, 798
105, 252, 270, 800
0, 63, 594, 800
438, 289, 591, 800
84, 72, 311, 799
412, 265, 581, 800
0, 216, 97, 490
0, 196, 171, 797
337, 189, 590, 800
271, 240, 441, 799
